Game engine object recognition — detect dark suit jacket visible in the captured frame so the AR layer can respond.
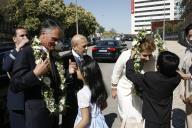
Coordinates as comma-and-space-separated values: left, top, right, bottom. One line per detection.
3, 49, 24, 110
61, 51, 84, 127
126, 59, 181, 124
10, 45, 60, 128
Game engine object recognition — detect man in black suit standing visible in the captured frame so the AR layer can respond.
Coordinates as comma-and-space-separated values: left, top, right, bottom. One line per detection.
3, 27, 29, 128
62, 34, 88, 128
9, 19, 63, 128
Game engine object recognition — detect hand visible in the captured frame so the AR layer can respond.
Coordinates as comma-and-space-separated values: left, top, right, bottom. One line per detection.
186, 95, 192, 104
16, 38, 29, 51
33, 58, 50, 77
111, 87, 117, 99
176, 70, 191, 80
69, 59, 77, 74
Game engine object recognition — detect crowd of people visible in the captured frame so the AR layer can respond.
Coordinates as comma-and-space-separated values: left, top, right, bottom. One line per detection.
2, 18, 192, 128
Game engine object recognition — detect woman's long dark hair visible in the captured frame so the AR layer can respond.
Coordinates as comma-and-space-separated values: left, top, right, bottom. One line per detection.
80, 55, 108, 106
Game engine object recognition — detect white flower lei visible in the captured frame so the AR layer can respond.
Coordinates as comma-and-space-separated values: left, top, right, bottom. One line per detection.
132, 30, 166, 72
32, 36, 66, 113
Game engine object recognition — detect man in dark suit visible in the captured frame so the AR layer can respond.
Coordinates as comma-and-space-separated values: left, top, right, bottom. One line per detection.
126, 51, 182, 128
2, 27, 29, 128
61, 34, 89, 128
9, 19, 62, 128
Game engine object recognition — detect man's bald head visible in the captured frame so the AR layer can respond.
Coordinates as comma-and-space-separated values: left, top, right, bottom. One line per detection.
71, 34, 88, 55
71, 34, 87, 47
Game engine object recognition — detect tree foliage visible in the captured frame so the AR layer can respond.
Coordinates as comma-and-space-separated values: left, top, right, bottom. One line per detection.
0, 0, 99, 39
97, 25, 105, 33
64, 3, 98, 38
1, 0, 66, 36
165, 22, 182, 34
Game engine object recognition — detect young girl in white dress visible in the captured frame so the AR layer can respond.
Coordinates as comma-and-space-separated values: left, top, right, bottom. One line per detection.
74, 55, 108, 128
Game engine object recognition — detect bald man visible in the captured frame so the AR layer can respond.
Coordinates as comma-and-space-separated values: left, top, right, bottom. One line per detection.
71, 34, 88, 57
61, 34, 89, 128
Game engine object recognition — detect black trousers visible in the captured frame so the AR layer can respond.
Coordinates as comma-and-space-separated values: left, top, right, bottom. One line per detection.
25, 100, 53, 128
9, 110, 25, 128
145, 120, 170, 128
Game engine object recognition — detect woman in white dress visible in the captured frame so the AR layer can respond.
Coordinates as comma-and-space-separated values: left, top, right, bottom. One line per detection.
111, 36, 156, 128
74, 55, 108, 128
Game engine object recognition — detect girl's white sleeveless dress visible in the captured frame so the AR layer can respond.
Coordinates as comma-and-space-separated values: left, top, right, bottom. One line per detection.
74, 85, 108, 128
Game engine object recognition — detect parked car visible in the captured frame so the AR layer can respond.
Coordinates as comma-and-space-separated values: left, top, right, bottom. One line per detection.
0, 42, 14, 128
113, 35, 121, 41
122, 34, 133, 41
92, 40, 127, 62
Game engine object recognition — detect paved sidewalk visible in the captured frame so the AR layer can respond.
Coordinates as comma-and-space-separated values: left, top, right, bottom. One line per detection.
166, 41, 186, 128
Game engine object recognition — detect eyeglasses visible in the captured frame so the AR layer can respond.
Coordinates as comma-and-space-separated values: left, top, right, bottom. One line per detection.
20, 34, 28, 37
142, 54, 152, 58
82, 44, 87, 48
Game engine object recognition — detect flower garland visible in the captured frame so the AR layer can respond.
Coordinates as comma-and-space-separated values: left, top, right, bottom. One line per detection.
132, 29, 166, 72
32, 36, 66, 113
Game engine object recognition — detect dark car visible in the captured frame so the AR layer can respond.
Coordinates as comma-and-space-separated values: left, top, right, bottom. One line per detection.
122, 34, 133, 41
92, 40, 127, 62
0, 42, 14, 128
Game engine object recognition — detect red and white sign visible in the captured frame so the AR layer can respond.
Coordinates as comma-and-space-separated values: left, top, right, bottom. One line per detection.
131, 0, 134, 14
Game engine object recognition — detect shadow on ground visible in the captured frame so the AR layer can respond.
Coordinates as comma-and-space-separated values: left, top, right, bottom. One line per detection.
104, 113, 118, 128
172, 108, 186, 128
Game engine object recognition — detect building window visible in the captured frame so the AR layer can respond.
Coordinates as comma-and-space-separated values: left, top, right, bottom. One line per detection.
135, 3, 170, 9
135, 13, 170, 18
135, 24, 151, 27
135, 18, 170, 22
135, 8, 170, 13
135, 0, 166, 4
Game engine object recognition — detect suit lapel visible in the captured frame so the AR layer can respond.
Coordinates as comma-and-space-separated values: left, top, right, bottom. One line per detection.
49, 52, 61, 86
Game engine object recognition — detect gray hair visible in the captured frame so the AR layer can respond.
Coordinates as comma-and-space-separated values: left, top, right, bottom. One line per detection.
40, 19, 62, 34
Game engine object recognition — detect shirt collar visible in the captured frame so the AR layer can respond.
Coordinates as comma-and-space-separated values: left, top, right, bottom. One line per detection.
41, 45, 48, 53
72, 49, 81, 59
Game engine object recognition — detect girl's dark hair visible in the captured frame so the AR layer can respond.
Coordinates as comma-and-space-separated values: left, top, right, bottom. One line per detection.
157, 51, 180, 77
80, 55, 108, 106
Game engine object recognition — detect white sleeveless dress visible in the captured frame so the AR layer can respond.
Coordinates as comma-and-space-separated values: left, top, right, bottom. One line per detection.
74, 85, 108, 128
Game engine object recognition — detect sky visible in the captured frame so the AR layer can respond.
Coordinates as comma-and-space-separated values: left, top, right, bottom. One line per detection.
64, 0, 131, 34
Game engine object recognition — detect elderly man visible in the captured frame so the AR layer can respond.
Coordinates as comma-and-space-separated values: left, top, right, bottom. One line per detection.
62, 34, 89, 128
9, 19, 63, 128
3, 27, 29, 128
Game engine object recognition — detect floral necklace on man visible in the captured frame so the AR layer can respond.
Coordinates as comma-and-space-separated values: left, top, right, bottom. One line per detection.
31, 36, 65, 113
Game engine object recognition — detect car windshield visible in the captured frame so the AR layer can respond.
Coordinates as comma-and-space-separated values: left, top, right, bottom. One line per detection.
97, 41, 118, 47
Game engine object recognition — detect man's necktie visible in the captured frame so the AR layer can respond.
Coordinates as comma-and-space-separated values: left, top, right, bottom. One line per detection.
74, 56, 82, 66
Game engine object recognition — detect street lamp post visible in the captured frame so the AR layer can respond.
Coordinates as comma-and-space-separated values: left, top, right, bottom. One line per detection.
75, 0, 79, 34
163, 0, 165, 41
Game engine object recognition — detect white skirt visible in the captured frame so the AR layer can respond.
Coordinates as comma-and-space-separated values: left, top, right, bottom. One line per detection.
117, 85, 143, 127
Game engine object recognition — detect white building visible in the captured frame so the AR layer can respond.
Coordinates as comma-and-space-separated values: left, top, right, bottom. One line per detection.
131, 0, 181, 34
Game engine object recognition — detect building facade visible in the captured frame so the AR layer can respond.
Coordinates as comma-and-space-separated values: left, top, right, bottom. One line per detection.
131, 0, 181, 34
